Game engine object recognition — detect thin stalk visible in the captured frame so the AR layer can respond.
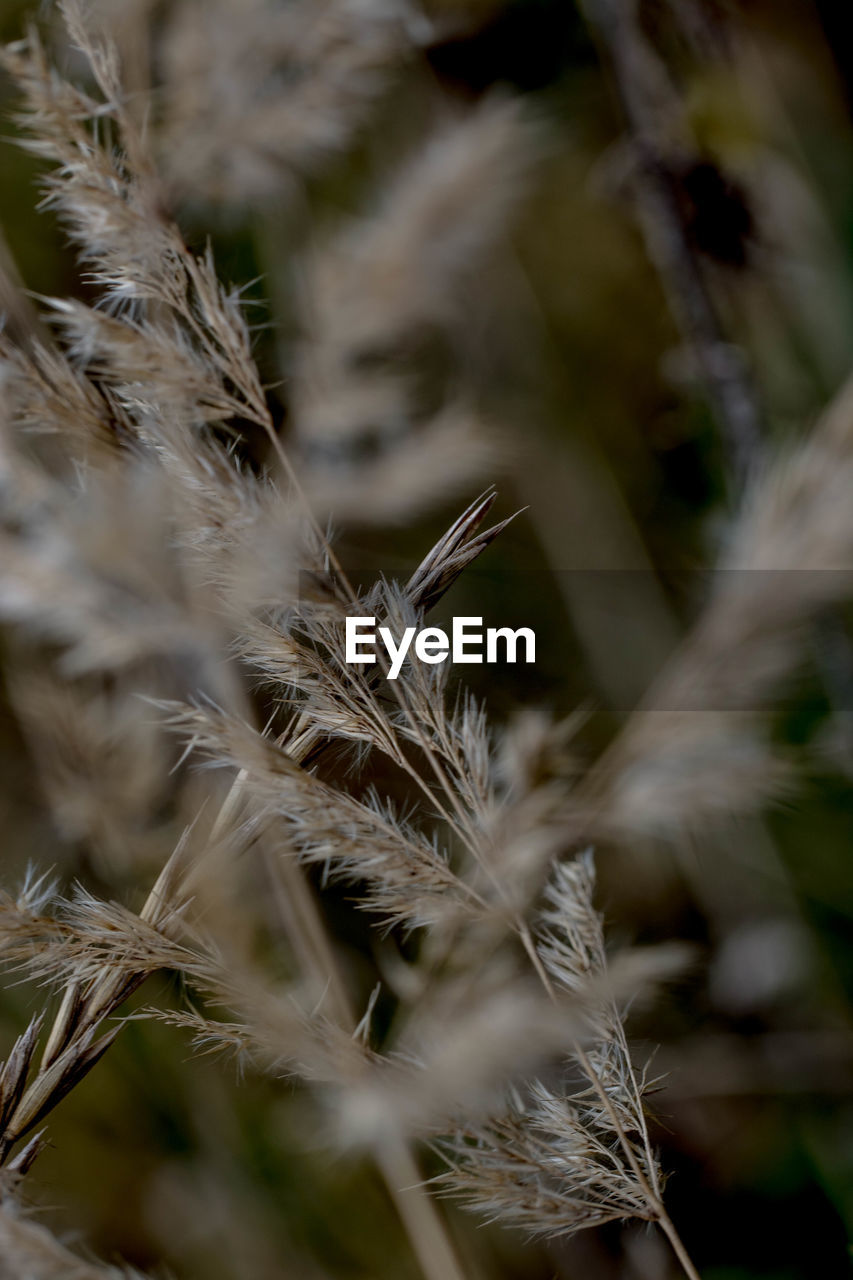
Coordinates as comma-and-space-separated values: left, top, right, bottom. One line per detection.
257, 422, 490, 866
659, 1214, 703, 1280
212, 772, 470, 1280
378, 1137, 472, 1280
577, 0, 762, 495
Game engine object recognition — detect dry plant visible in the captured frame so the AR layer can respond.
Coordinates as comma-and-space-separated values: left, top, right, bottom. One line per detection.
0, 1198, 150, 1280
112, 0, 409, 210
1, 5, 851, 1279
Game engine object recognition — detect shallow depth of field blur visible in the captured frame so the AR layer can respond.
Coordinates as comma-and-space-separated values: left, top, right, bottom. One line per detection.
1, 1, 853, 1277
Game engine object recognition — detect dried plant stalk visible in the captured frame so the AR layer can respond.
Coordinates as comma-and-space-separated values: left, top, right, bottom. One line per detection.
14, 4, 846, 1279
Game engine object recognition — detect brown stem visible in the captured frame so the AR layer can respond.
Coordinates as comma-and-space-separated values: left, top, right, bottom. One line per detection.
578, 0, 762, 494
659, 1213, 703, 1280
217, 772, 469, 1280
377, 1137, 470, 1280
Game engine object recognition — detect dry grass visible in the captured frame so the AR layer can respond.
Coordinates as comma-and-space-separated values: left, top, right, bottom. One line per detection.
1, 4, 851, 1278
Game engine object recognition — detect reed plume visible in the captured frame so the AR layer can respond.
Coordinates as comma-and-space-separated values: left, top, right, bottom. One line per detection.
1, 4, 850, 1279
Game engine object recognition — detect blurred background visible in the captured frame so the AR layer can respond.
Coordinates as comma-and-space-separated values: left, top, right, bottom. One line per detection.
2, 1, 853, 1277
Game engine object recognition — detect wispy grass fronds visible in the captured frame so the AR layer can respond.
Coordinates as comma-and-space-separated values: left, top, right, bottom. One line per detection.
7, 674, 169, 869
0, 10, 703, 1279
0, 855, 369, 1101
0, 832, 196, 1168
437, 1081, 653, 1238
580, 376, 853, 847
438, 851, 668, 1240
158, 700, 473, 931
0, 1200, 151, 1279
0, 335, 120, 458
154, 0, 407, 207
2, 8, 275, 461
291, 98, 539, 519
0, 450, 213, 676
